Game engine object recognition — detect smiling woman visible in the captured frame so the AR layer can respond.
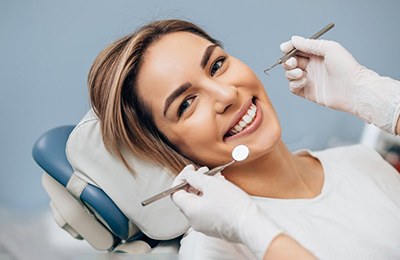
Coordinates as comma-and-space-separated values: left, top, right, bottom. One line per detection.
135, 30, 281, 169
88, 19, 400, 259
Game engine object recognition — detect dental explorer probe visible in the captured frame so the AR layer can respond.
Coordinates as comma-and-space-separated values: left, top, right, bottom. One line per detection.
141, 145, 250, 207
264, 23, 335, 74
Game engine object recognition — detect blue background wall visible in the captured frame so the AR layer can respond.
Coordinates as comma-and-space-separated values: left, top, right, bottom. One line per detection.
1, 0, 399, 213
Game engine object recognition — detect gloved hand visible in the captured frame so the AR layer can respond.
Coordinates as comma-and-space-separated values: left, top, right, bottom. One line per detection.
171, 165, 283, 259
281, 36, 400, 134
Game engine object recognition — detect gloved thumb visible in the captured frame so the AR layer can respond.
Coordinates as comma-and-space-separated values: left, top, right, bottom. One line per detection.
171, 189, 199, 214
291, 36, 331, 57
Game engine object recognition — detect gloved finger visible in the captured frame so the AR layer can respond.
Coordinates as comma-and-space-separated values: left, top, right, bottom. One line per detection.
173, 165, 210, 195
197, 166, 209, 175
184, 164, 196, 171
289, 76, 307, 94
291, 36, 331, 57
281, 38, 313, 60
280, 40, 294, 54
174, 165, 207, 185
190, 166, 210, 193
182, 170, 213, 192
289, 83, 305, 97
171, 189, 199, 215
282, 56, 309, 72
285, 68, 304, 80
172, 164, 195, 186
282, 57, 297, 70
295, 56, 309, 71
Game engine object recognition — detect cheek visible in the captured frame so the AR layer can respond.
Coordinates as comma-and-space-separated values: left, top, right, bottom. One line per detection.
167, 117, 221, 164
229, 64, 267, 100
176, 121, 214, 145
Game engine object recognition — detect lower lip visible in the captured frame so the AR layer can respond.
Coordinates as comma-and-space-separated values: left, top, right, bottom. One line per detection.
224, 99, 263, 141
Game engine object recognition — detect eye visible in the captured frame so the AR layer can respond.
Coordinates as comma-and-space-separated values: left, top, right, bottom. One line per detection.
178, 96, 195, 117
210, 56, 226, 76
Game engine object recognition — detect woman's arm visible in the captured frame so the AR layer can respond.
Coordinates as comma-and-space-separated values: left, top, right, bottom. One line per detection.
264, 235, 316, 260
171, 166, 317, 259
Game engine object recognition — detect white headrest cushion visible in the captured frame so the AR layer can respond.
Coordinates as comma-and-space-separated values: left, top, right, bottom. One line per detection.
66, 109, 189, 240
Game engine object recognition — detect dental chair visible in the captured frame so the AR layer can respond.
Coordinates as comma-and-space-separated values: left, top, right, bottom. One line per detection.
32, 110, 189, 254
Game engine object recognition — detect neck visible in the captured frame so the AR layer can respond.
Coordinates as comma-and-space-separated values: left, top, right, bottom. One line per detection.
223, 140, 323, 199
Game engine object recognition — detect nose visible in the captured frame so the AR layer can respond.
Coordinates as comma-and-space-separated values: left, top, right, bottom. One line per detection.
209, 81, 238, 114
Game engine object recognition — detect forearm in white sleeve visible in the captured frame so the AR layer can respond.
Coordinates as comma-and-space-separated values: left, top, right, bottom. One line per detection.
352, 68, 400, 134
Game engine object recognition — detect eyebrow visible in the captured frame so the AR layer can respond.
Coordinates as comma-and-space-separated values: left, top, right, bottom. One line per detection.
200, 44, 218, 69
163, 44, 218, 117
163, 82, 192, 117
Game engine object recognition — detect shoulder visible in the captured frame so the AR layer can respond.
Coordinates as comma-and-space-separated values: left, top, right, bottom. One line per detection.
309, 144, 391, 171
179, 228, 255, 260
314, 144, 400, 184
311, 144, 382, 162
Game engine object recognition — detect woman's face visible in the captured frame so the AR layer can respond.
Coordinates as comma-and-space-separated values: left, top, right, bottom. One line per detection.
137, 32, 281, 167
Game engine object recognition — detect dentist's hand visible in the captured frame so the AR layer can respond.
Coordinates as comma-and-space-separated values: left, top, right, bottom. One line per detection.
281, 36, 400, 134
171, 165, 283, 259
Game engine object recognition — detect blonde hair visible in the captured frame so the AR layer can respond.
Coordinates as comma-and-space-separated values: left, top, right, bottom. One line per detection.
88, 19, 222, 174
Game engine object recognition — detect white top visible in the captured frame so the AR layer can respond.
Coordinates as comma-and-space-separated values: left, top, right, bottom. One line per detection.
179, 145, 400, 259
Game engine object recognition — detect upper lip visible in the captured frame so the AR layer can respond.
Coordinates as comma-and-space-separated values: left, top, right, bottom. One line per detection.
223, 98, 253, 138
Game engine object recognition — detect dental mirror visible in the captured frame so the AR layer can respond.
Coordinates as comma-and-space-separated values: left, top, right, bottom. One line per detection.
232, 144, 250, 162
141, 144, 250, 206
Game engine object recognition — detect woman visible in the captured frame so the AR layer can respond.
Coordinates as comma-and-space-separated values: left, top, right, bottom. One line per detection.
88, 19, 400, 259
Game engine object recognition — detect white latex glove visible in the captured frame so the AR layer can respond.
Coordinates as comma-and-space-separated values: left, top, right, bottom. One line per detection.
281, 36, 400, 134
171, 165, 283, 259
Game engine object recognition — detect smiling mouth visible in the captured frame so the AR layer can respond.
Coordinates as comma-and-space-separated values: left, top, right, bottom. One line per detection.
224, 99, 257, 138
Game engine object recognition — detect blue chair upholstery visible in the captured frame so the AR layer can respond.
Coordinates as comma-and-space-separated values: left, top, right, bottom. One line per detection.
32, 126, 159, 249
32, 126, 75, 187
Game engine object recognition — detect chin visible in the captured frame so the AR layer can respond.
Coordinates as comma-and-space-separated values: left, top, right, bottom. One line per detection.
253, 123, 281, 157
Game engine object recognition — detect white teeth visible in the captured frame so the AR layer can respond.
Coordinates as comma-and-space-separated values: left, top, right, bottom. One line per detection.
227, 103, 257, 136
243, 115, 252, 123
234, 125, 243, 131
248, 110, 256, 117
